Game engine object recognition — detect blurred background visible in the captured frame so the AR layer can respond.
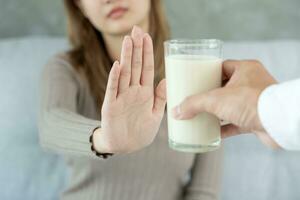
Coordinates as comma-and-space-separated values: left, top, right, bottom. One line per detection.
1, 0, 300, 40
1, 0, 300, 200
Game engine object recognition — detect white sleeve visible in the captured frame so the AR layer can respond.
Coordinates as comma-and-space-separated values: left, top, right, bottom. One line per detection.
258, 79, 300, 150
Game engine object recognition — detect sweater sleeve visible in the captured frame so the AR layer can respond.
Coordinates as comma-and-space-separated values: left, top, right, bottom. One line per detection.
258, 79, 300, 151
38, 57, 101, 159
183, 148, 223, 200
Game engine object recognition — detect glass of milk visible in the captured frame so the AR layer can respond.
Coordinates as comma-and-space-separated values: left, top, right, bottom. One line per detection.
164, 39, 223, 153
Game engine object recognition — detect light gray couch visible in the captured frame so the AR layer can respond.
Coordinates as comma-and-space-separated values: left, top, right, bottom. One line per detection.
1, 37, 300, 200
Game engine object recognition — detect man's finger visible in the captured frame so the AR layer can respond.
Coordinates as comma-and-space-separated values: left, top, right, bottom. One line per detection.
172, 90, 220, 120
222, 59, 240, 78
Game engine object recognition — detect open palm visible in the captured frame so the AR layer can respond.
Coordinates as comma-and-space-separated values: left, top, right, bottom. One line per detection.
100, 26, 166, 153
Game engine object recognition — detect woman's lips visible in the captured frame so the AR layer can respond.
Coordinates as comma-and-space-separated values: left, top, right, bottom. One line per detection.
107, 7, 128, 19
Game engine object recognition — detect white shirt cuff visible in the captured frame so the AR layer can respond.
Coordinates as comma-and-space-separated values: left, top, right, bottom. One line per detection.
258, 79, 300, 151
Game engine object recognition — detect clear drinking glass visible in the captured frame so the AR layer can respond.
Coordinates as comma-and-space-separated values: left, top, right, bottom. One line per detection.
164, 39, 223, 153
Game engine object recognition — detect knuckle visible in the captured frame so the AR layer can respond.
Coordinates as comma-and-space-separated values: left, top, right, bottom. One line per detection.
185, 95, 198, 107
120, 68, 131, 76
133, 59, 143, 67
248, 59, 262, 67
134, 42, 143, 49
184, 96, 193, 103
182, 96, 194, 111
110, 75, 118, 83
124, 53, 132, 60
108, 85, 117, 91
143, 64, 153, 71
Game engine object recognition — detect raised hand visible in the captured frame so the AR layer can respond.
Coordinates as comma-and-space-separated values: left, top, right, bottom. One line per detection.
95, 26, 166, 154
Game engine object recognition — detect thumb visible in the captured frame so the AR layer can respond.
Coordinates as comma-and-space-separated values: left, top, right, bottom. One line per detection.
172, 89, 222, 120
153, 79, 167, 117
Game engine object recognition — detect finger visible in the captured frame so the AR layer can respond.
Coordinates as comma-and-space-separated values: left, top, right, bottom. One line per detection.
153, 79, 167, 117
105, 61, 121, 102
130, 26, 144, 85
222, 59, 240, 79
141, 33, 154, 87
172, 89, 221, 120
119, 36, 133, 93
221, 124, 242, 138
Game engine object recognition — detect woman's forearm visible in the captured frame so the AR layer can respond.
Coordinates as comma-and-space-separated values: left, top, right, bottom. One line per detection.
39, 108, 102, 158
39, 57, 102, 159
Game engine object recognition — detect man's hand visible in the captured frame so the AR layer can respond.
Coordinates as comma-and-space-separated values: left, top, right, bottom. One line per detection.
172, 60, 281, 148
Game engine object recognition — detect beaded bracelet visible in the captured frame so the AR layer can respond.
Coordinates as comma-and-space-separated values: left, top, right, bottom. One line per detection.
89, 127, 113, 159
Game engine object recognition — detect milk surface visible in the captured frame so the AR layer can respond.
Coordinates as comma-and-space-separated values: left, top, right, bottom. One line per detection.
165, 55, 222, 151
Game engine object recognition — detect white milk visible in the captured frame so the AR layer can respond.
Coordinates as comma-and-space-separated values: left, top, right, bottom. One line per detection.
165, 55, 222, 152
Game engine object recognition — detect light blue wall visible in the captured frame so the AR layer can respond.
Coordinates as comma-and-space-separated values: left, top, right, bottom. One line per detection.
1, 0, 300, 40
0, 0, 65, 38
166, 0, 300, 40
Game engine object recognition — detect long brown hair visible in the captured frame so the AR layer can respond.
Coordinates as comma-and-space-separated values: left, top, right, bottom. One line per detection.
63, 0, 170, 113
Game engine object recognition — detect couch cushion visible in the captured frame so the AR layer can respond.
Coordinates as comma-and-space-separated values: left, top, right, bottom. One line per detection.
0, 37, 69, 200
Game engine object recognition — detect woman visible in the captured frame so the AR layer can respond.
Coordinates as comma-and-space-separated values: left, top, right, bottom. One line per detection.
38, 0, 222, 199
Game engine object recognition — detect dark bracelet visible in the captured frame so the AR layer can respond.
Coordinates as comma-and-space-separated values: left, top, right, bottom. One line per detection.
89, 127, 113, 159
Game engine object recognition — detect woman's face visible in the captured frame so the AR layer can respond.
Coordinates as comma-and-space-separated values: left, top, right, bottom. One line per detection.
77, 0, 151, 35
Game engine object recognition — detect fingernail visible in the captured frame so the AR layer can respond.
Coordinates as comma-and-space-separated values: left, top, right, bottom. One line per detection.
124, 35, 130, 41
172, 105, 181, 119
113, 60, 119, 66
143, 33, 152, 41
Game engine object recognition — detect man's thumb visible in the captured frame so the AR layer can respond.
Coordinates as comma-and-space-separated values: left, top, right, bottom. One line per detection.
172, 90, 220, 120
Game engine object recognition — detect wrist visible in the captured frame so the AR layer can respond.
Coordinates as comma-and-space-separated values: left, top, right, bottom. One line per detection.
92, 127, 114, 154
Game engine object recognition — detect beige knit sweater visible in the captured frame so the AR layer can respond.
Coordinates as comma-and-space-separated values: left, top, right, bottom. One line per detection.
38, 55, 223, 200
